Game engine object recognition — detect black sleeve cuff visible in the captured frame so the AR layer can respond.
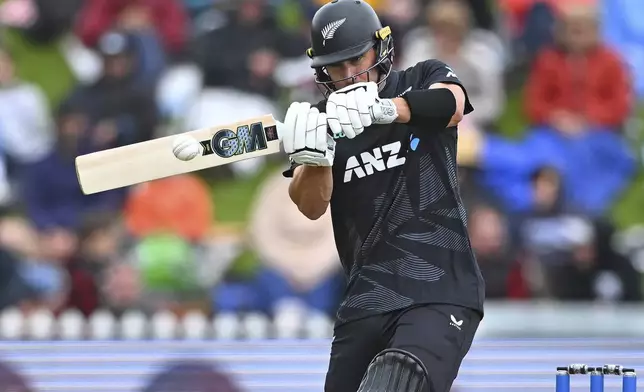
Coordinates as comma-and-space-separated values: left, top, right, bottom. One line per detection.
282, 162, 301, 178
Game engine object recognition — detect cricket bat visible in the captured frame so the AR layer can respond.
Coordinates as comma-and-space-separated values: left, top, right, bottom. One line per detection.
75, 114, 282, 195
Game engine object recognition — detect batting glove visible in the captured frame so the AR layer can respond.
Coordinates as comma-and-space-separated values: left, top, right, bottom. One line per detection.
326, 82, 398, 139
280, 102, 335, 167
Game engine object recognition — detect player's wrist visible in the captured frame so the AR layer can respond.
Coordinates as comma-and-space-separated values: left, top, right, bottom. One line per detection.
391, 97, 411, 123
289, 146, 334, 167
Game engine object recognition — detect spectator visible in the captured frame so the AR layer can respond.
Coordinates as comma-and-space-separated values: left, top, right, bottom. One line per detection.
0, 2, 79, 111
421, 0, 497, 31
377, 0, 421, 47
191, 0, 283, 100
9, 0, 82, 44
400, 0, 505, 130
75, 0, 188, 57
0, 245, 35, 310
17, 225, 74, 312
514, 166, 596, 299
0, 45, 56, 207
100, 261, 145, 315
524, 3, 633, 133
249, 172, 341, 316
477, 86, 636, 215
499, 0, 558, 62
0, 216, 61, 311
65, 30, 161, 147
123, 175, 241, 312
214, 171, 342, 316
0, 45, 54, 166
514, 166, 641, 301
592, 219, 643, 302
65, 212, 124, 316
20, 100, 126, 233
0, 0, 640, 334
469, 204, 529, 299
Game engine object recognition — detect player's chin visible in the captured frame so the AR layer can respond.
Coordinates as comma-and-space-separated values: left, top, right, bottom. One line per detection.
332, 81, 351, 90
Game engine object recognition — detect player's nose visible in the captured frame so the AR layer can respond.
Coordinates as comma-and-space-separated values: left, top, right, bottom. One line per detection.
342, 65, 357, 79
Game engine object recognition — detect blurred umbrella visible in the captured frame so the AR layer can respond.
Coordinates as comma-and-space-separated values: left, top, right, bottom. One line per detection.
136, 233, 198, 292
124, 174, 214, 241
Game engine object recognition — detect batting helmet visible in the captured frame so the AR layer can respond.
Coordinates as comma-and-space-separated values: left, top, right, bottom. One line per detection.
307, 0, 394, 95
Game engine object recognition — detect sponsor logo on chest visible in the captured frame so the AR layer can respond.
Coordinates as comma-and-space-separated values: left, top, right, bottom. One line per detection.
343, 140, 406, 183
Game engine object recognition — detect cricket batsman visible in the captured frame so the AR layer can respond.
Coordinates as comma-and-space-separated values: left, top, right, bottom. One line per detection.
281, 0, 485, 391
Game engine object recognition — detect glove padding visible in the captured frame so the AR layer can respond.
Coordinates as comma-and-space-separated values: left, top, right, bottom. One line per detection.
281, 101, 335, 167
326, 82, 398, 139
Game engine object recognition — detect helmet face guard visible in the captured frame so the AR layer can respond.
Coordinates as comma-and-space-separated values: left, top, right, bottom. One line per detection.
308, 26, 395, 97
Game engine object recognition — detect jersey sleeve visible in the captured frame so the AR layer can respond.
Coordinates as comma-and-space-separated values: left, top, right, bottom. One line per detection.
282, 99, 327, 178
418, 59, 474, 115
282, 158, 299, 178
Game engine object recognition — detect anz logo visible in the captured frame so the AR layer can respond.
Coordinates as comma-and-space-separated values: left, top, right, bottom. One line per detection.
343, 141, 406, 183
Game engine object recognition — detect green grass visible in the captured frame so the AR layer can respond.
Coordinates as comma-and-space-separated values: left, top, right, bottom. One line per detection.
497, 88, 529, 140
612, 172, 644, 228
2, 29, 77, 110
207, 162, 285, 278
209, 161, 284, 223
612, 104, 644, 228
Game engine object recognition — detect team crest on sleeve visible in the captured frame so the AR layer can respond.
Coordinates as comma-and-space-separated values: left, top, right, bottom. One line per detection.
322, 18, 347, 46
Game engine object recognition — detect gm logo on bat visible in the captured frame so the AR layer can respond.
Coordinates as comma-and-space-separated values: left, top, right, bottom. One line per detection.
199, 122, 278, 158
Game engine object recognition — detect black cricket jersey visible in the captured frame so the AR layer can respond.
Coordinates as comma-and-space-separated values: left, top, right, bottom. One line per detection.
284, 59, 485, 324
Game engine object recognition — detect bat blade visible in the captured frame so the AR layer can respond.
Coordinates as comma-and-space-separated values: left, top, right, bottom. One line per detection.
75, 114, 281, 195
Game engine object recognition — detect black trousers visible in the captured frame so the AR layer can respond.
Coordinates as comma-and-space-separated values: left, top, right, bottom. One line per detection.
324, 304, 481, 392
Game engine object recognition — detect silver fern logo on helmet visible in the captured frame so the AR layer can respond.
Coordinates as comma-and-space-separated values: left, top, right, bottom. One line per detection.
321, 18, 347, 46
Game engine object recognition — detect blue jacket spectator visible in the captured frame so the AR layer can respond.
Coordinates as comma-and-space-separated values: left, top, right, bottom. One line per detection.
479, 126, 637, 216
21, 149, 125, 231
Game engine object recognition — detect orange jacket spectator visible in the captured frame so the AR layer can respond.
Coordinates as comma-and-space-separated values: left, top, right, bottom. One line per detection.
74, 0, 187, 55
123, 174, 213, 241
525, 45, 633, 129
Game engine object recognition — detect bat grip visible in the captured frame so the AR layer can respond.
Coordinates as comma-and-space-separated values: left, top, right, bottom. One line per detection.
272, 120, 334, 140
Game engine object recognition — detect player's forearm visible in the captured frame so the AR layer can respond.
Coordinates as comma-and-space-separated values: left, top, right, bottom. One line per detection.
289, 165, 333, 220
395, 85, 466, 128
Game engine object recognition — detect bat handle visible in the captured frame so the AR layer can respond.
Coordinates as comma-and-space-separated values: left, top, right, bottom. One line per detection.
272, 120, 333, 141
275, 121, 284, 138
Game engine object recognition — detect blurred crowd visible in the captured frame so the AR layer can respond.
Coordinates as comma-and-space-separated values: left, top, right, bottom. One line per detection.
0, 0, 642, 323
